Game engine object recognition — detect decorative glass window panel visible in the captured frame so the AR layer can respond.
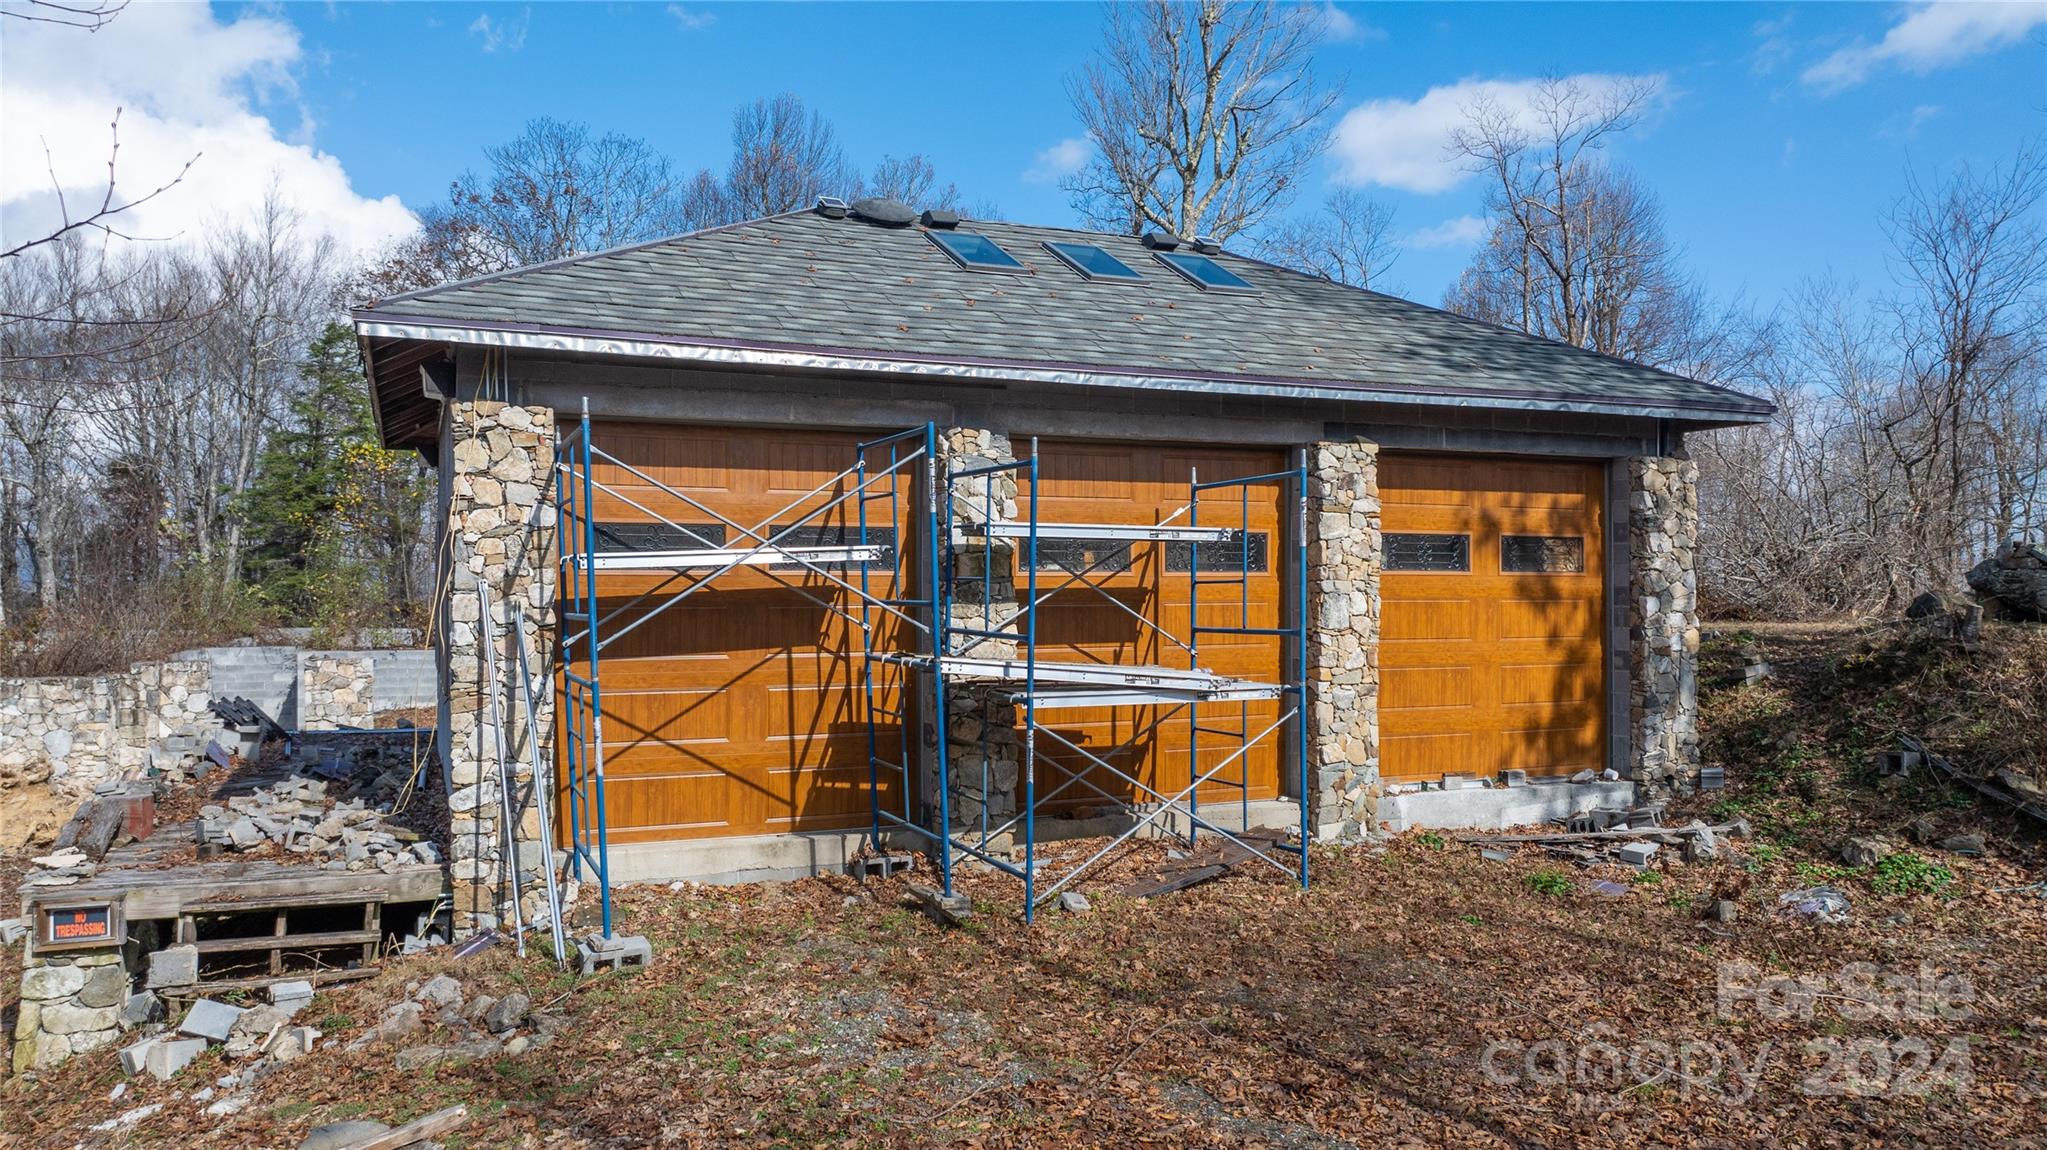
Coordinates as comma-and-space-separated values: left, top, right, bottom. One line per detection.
1030, 539, 1132, 574
595, 522, 726, 552
1165, 530, 1270, 573
1384, 533, 1470, 572
767, 524, 895, 569
1501, 535, 1585, 574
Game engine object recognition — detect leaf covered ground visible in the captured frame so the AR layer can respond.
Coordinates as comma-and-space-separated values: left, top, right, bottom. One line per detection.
4, 624, 2044, 1148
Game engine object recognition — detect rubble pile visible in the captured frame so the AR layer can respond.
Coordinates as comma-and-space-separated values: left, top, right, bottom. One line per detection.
196, 774, 439, 873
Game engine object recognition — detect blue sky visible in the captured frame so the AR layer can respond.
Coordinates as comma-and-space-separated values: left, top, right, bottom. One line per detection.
5, 2, 2042, 313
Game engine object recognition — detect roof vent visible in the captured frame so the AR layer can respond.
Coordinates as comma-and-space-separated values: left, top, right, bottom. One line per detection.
920, 209, 962, 230
815, 196, 850, 219
850, 197, 918, 227
1141, 231, 1183, 251
1191, 235, 1222, 255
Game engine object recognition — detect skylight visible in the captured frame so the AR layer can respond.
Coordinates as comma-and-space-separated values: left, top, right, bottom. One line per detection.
1042, 241, 1143, 283
928, 230, 1026, 273
1153, 250, 1255, 293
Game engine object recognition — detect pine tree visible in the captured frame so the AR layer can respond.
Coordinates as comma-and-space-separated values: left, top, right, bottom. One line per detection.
240, 322, 429, 628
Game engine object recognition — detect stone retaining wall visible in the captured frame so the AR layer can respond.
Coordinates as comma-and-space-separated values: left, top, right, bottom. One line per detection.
297, 653, 377, 729
1627, 454, 1702, 798
1306, 439, 1382, 840
0, 643, 431, 805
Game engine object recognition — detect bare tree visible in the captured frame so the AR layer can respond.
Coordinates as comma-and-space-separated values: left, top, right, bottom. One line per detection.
1254, 189, 1398, 288
1063, 0, 1337, 240
0, 0, 127, 30
361, 118, 687, 295
723, 94, 851, 219
1443, 77, 1689, 356
863, 154, 962, 212
1694, 150, 2047, 617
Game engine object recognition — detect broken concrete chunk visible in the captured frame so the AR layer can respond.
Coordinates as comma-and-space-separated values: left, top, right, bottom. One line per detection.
225, 817, 262, 848
120, 991, 164, 1027
268, 979, 315, 1011
1710, 899, 1739, 923
145, 945, 200, 990
144, 1037, 209, 1080
179, 999, 245, 1042
1938, 833, 1986, 856
230, 1003, 289, 1038
1616, 841, 1659, 868
1057, 891, 1091, 914
119, 1037, 161, 1076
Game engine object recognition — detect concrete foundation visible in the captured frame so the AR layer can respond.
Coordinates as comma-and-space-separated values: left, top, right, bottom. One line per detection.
1376, 779, 1639, 833
600, 799, 1308, 886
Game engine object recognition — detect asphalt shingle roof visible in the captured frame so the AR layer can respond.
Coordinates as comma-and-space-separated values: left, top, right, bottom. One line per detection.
358, 210, 1772, 422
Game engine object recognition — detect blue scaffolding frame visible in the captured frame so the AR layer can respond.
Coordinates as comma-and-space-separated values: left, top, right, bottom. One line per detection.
556, 407, 943, 935
930, 438, 1312, 920
556, 406, 1309, 927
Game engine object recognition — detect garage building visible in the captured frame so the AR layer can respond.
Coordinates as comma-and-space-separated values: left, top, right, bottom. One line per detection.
352, 199, 1771, 929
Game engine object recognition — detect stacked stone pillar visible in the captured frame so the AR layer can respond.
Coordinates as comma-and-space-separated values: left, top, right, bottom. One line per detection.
1305, 439, 1382, 840
931, 428, 1022, 833
1626, 454, 1701, 798
444, 401, 558, 933
12, 948, 127, 1073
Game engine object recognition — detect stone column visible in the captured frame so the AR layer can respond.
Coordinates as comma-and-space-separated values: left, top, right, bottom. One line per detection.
1305, 439, 1382, 840
12, 948, 127, 1073
444, 401, 558, 933
1626, 455, 1701, 798
933, 428, 1021, 835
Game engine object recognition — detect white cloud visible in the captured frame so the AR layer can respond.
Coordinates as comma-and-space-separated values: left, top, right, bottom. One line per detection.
666, 5, 717, 31
1405, 214, 1487, 249
468, 9, 530, 54
1315, 3, 1384, 43
1329, 73, 1666, 194
1751, 12, 1798, 74
0, 3, 415, 257
1024, 137, 1092, 184
1803, 2, 2045, 92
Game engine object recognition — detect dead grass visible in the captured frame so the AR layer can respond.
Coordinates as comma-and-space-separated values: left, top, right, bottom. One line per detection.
3, 625, 2043, 1147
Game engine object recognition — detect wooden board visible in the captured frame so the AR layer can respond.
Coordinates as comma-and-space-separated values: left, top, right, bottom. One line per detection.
22, 821, 445, 923
562, 423, 912, 843
1022, 441, 1287, 811
1378, 455, 1607, 783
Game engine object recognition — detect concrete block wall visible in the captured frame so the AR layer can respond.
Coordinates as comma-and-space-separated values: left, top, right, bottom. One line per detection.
193, 646, 301, 727
370, 650, 436, 713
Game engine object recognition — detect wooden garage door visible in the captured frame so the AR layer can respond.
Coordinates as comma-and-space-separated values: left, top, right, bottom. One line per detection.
1378, 455, 1605, 783
560, 422, 911, 843
1025, 441, 1287, 811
